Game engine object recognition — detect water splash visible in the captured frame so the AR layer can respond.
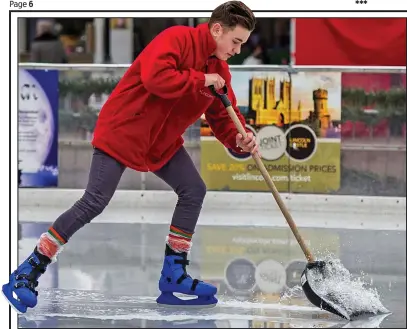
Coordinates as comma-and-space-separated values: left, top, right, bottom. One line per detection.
280, 285, 304, 302
306, 254, 390, 317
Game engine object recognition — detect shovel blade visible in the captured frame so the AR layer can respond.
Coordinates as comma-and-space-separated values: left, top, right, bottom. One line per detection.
300, 261, 389, 321
301, 261, 351, 320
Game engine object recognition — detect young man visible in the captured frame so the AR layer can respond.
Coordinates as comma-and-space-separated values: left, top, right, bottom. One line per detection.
4, 1, 258, 312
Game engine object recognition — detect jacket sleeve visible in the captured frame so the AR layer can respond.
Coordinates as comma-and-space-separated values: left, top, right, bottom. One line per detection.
204, 82, 251, 154
139, 27, 206, 99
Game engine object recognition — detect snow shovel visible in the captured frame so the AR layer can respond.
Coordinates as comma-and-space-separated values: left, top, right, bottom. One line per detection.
209, 85, 388, 321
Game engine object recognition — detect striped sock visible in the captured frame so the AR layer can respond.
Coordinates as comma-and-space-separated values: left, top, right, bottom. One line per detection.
37, 227, 66, 263
166, 225, 193, 253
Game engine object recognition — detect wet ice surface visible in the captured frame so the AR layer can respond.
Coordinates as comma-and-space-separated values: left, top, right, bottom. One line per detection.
19, 289, 392, 328
17, 217, 406, 328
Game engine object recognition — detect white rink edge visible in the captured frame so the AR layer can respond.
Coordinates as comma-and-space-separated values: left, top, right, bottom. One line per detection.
19, 189, 406, 213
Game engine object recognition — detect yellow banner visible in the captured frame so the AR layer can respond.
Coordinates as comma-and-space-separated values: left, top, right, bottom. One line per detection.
200, 71, 342, 193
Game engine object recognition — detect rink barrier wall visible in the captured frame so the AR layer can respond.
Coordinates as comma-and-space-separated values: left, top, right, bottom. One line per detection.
19, 189, 405, 213
20, 188, 406, 212
18, 189, 406, 231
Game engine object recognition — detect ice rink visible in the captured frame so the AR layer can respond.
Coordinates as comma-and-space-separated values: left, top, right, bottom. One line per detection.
17, 190, 406, 328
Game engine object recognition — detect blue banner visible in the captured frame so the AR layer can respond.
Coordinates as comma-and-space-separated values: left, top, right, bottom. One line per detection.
18, 69, 59, 187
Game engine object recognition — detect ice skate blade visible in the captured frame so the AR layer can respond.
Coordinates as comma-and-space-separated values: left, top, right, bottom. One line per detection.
157, 303, 217, 310
1, 284, 26, 314
156, 292, 218, 309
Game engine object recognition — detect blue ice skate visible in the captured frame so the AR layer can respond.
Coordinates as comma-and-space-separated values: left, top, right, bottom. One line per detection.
156, 245, 218, 307
2, 247, 51, 313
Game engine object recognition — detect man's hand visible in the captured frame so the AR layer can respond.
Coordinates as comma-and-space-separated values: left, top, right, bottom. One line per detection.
204, 73, 225, 90
236, 132, 259, 155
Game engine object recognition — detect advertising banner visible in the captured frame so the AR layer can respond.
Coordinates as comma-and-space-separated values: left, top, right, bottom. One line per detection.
200, 71, 342, 193
18, 69, 59, 187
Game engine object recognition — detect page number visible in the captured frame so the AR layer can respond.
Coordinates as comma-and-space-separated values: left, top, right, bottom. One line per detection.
10, 1, 34, 9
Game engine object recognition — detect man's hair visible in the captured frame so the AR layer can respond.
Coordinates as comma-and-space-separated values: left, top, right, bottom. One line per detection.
209, 1, 256, 32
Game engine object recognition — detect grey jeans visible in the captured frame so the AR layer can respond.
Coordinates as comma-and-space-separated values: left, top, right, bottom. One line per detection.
52, 147, 206, 242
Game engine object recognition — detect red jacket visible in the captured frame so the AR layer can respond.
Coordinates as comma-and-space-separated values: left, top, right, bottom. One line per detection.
92, 23, 248, 172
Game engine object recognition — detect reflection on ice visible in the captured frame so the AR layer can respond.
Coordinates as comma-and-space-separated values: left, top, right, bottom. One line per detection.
17, 221, 405, 328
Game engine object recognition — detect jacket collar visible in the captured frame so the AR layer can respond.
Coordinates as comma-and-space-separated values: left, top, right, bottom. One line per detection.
196, 23, 218, 59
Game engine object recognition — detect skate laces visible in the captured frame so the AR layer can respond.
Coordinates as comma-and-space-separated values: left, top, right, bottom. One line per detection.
174, 258, 201, 291
14, 257, 47, 296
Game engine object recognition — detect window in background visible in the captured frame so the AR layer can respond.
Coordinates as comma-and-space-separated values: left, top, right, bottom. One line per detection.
132, 18, 190, 59
21, 18, 94, 63
193, 18, 291, 65
54, 18, 94, 56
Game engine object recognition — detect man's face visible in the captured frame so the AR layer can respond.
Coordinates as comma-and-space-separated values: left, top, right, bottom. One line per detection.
211, 23, 251, 61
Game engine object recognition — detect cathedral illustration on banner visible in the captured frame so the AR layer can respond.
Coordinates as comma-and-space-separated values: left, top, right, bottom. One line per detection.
246, 77, 332, 137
